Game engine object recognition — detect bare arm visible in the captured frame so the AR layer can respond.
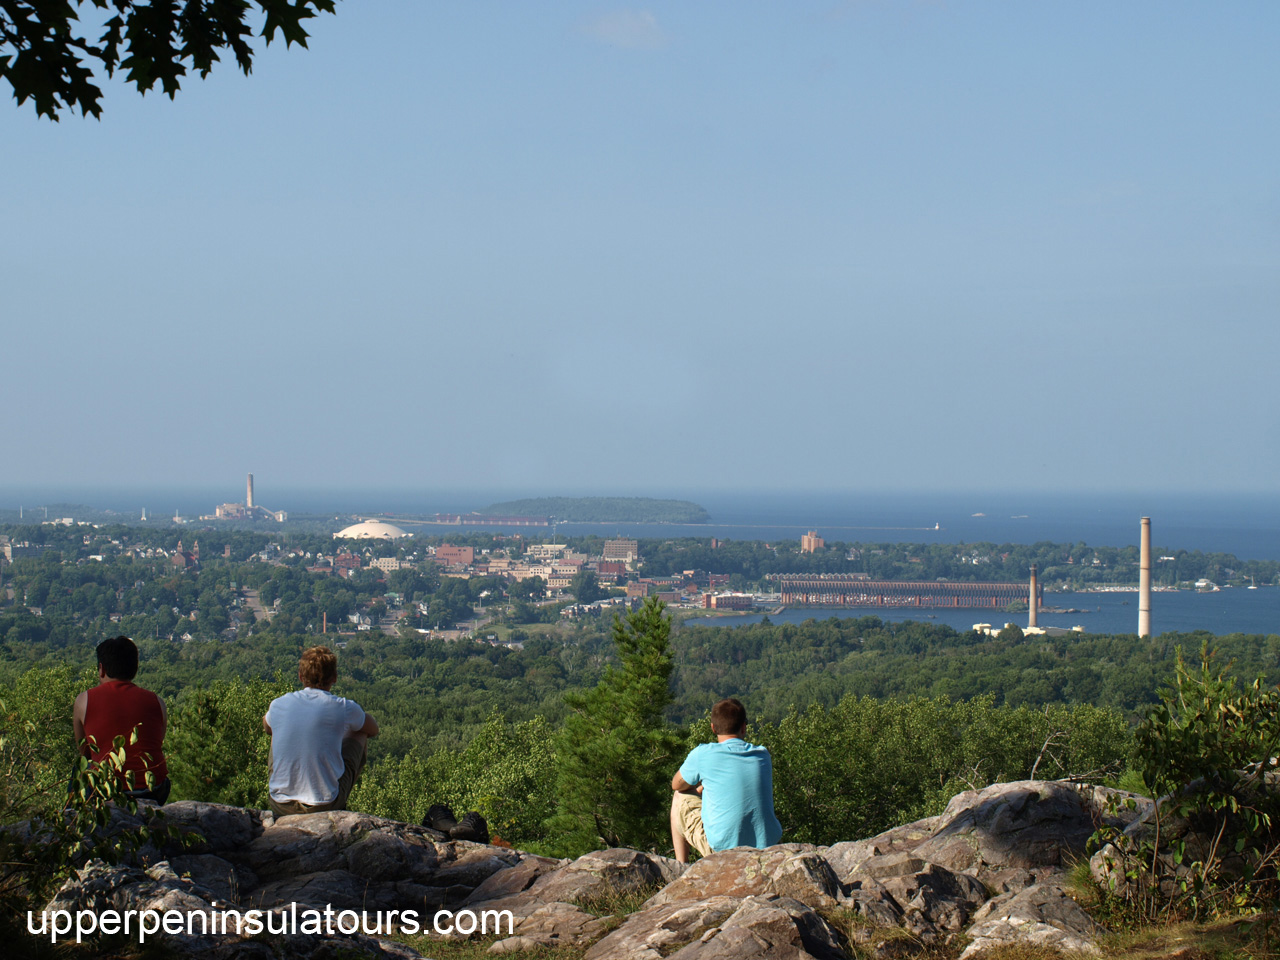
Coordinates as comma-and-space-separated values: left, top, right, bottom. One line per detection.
262, 715, 272, 734
73, 690, 90, 758
672, 771, 700, 793
358, 713, 379, 738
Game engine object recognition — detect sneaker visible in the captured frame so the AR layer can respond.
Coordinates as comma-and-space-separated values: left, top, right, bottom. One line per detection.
449, 811, 489, 844
424, 804, 457, 833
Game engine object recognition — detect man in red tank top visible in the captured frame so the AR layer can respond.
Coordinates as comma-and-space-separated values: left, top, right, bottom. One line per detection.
72, 635, 170, 803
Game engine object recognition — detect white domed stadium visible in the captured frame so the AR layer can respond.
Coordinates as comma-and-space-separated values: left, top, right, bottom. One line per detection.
333, 520, 412, 540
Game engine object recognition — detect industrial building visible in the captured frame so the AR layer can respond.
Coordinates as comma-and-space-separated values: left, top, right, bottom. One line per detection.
209, 474, 286, 522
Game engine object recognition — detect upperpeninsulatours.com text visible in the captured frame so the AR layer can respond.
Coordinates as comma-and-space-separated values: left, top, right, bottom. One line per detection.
28, 902, 515, 943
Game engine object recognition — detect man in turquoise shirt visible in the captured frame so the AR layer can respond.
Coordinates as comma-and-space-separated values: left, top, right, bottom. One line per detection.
670, 697, 783, 863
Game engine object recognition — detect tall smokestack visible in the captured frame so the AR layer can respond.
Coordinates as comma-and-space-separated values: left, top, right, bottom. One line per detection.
1028, 564, 1039, 630
246, 473, 255, 509
1138, 517, 1152, 637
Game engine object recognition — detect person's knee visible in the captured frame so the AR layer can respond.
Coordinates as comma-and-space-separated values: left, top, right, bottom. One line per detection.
334, 737, 368, 810
342, 734, 368, 762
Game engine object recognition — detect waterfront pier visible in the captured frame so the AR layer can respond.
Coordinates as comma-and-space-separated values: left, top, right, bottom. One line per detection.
768, 573, 1037, 609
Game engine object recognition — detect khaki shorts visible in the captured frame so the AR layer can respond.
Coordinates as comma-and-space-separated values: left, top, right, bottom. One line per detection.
673, 790, 712, 858
269, 736, 367, 817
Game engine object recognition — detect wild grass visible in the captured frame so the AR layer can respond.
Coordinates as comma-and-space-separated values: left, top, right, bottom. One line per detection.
569, 882, 661, 918
819, 907, 963, 960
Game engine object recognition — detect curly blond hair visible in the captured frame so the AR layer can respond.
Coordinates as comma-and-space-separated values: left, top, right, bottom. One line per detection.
298, 646, 338, 688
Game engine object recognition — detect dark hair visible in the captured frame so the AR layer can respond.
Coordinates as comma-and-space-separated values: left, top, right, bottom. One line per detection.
299, 646, 338, 688
710, 698, 747, 737
97, 635, 139, 681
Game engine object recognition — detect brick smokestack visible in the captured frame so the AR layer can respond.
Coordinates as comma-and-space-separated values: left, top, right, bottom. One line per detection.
1138, 517, 1152, 637
1028, 564, 1038, 630
247, 473, 255, 509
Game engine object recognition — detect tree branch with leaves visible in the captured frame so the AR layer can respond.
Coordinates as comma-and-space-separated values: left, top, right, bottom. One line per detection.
1, 0, 336, 120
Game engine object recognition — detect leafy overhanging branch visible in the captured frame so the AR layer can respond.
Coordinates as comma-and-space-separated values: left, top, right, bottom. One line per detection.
0, 0, 337, 120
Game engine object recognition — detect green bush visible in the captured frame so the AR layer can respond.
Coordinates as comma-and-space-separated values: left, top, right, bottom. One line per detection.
1092, 644, 1280, 920
166, 674, 294, 808
760, 694, 1130, 845
353, 713, 557, 849
0, 665, 94, 821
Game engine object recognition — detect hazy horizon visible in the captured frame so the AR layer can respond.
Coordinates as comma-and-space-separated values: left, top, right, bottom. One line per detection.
2, 482, 1278, 508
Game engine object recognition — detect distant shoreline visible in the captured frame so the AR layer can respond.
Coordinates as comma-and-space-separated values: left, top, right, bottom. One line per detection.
479, 496, 711, 525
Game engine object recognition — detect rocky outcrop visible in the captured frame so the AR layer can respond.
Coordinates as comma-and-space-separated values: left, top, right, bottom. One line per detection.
585, 895, 846, 960
39, 779, 1131, 958
962, 880, 1102, 959
645, 846, 844, 909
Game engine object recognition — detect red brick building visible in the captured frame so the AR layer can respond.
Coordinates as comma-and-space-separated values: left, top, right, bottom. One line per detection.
436, 544, 474, 566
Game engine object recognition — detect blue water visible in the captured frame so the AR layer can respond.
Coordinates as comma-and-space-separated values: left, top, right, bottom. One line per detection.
355, 489, 1279, 562
621, 490, 1280, 562
687, 586, 1280, 637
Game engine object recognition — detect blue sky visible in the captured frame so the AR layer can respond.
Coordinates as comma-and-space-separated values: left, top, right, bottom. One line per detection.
5, 2, 1278, 498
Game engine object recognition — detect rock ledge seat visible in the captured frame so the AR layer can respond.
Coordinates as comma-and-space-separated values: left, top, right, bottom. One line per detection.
43, 780, 1141, 959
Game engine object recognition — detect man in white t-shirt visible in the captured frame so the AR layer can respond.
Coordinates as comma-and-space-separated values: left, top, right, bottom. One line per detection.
263, 646, 379, 816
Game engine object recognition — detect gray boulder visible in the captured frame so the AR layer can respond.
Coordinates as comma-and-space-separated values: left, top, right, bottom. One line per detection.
583, 896, 744, 960
161, 801, 264, 853
961, 880, 1102, 957
913, 781, 1098, 877
586, 895, 845, 960
451, 899, 609, 949
668, 896, 846, 960
840, 874, 903, 927
822, 817, 943, 881
646, 846, 844, 910
150, 854, 255, 906
871, 862, 988, 940
828, 780, 1143, 891
249, 868, 400, 912
242, 810, 438, 882
524, 847, 670, 904
463, 854, 567, 905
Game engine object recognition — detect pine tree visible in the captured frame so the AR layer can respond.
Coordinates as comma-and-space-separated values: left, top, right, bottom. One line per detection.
552, 596, 682, 854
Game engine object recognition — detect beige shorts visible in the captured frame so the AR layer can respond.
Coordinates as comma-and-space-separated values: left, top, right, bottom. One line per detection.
269, 736, 367, 817
673, 790, 712, 858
